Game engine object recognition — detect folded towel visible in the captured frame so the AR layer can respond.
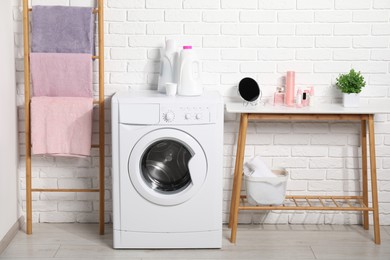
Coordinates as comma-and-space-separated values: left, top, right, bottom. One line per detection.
31, 97, 93, 157
32, 5, 94, 54
30, 53, 93, 97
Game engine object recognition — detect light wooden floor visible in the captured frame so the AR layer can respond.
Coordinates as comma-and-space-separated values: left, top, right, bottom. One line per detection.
1, 224, 390, 259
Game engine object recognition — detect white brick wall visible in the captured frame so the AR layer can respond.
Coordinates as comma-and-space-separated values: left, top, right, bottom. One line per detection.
13, 0, 390, 226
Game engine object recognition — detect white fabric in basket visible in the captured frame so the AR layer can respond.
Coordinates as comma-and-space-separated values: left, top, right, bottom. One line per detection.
244, 156, 275, 178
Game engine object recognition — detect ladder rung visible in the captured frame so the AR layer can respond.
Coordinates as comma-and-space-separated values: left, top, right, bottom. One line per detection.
27, 99, 102, 104
32, 188, 99, 192
28, 54, 97, 59
28, 8, 99, 14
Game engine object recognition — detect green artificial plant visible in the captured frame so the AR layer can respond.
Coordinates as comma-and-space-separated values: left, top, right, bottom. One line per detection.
335, 69, 366, 94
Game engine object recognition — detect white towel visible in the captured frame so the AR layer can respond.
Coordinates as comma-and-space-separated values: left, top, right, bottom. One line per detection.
244, 156, 275, 178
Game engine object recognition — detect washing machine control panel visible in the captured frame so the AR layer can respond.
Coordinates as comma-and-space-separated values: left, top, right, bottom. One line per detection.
160, 104, 213, 124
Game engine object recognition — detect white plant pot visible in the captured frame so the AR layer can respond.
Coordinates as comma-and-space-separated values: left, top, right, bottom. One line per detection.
343, 93, 360, 107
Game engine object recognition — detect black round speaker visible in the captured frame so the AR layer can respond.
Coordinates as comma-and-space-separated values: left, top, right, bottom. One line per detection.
238, 77, 260, 102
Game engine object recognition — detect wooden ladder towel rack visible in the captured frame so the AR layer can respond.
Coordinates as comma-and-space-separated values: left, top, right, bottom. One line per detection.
22, 0, 105, 235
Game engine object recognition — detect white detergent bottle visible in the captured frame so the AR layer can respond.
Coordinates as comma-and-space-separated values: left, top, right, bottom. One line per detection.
157, 39, 179, 93
177, 46, 202, 96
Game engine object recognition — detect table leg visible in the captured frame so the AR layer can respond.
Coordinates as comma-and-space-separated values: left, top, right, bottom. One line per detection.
368, 114, 381, 244
228, 114, 243, 228
361, 118, 369, 230
230, 113, 249, 243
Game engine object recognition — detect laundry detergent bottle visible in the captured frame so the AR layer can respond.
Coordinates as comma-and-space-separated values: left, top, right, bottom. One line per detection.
177, 46, 202, 96
157, 39, 179, 93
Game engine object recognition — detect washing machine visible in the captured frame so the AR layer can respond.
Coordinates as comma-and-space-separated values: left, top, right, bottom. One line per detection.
111, 90, 223, 249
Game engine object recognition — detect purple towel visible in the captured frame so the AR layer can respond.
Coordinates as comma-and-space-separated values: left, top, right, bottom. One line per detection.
30, 53, 93, 97
32, 5, 94, 54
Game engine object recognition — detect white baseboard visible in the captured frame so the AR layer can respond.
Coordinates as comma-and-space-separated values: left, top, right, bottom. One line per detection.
0, 217, 21, 254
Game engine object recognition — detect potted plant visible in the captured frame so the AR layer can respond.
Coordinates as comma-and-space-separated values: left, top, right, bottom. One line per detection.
335, 69, 366, 107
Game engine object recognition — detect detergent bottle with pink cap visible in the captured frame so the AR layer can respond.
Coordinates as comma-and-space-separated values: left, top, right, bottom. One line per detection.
177, 46, 202, 96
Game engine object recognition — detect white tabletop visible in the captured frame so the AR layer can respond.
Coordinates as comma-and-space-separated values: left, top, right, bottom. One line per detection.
226, 102, 390, 115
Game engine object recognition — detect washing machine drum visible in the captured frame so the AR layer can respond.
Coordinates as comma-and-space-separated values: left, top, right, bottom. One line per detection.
141, 140, 192, 192
128, 128, 208, 206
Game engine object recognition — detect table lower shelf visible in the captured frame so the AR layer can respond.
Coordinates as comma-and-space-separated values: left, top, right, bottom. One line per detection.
239, 195, 373, 212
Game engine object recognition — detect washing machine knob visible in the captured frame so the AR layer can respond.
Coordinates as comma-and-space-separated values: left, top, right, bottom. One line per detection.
164, 111, 175, 122
196, 113, 202, 120
185, 113, 191, 120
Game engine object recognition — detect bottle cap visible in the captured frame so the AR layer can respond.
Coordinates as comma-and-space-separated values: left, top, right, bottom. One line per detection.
166, 39, 176, 51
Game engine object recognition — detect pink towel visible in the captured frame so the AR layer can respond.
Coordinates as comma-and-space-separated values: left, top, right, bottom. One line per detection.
31, 97, 93, 157
30, 53, 92, 97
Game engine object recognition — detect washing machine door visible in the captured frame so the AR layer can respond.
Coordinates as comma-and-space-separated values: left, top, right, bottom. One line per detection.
128, 128, 207, 206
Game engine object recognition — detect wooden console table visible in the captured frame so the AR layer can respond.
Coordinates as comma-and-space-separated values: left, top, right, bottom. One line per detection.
226, 103, 389, 245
